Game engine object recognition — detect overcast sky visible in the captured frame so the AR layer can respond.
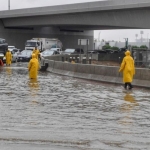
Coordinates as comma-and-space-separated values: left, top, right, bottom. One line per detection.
0, 0, 150, 42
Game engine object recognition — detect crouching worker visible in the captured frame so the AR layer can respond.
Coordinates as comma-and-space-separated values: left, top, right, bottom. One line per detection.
5, 49, 12, 66
119, 50, 135, 90
28, 54, 39, 79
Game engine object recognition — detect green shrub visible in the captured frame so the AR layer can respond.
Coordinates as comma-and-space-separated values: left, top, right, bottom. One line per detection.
132, 45, 139, 49
102, 45, 111, 50
140, 45, 148, 49
111, 46, 119, 50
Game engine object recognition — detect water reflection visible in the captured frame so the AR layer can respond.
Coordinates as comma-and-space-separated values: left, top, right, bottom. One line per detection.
0, 64, 150, 150
122, 93, 138, 112
28, 78, 39, 104
119, 93, 138, 126
124, 93, 137, 103
6, 67, 12, 76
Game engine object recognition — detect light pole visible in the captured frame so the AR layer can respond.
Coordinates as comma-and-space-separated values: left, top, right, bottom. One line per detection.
140, 31, 143, 43
124, 38, 128, 49
135, 34, 138, 42
98, 31, 101, 42
8, 0, 10, 10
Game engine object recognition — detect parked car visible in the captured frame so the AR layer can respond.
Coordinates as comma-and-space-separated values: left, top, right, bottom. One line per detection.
119, 48, 127, 53
17, 50, 32, 62
88, 50, 98, 54
62, 48, 84, 55
110, 50, 119, 53
97, 50, 107, 53
40, 49, 59, 58
13, 48, 22, 54
50, 48, 63, 54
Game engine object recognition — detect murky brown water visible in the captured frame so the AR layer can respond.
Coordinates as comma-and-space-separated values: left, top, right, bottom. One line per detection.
0, 63, 150, 150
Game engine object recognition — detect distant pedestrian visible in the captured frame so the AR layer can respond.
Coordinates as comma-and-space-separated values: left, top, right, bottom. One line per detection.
119, 50, 135, 90
32, 46, 40, 60
28, 54, 39, 79
5, 49, 12, 66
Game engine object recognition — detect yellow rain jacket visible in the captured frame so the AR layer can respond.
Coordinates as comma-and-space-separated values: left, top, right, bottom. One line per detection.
5, 50, 12, 65
32, 49, 40, 60
119, 50, 135, 83
28, 54, 39, 79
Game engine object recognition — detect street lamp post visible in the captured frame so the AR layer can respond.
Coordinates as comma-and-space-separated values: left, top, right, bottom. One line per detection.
135, 34, 138, 42
147, 33, 149, 42
124, 38, 128, 49
140, 31, 143, 43
8, 0, 10, 10
98, 31, 101, 42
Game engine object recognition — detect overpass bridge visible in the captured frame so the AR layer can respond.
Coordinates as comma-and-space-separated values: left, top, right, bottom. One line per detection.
0, 0, 150, 49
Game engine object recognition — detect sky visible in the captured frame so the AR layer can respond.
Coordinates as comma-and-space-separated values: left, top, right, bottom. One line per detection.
0, 0, 150, 42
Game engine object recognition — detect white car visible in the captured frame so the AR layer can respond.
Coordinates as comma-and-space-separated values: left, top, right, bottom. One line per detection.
40, 49, 59, 58
50, 48, 63, 54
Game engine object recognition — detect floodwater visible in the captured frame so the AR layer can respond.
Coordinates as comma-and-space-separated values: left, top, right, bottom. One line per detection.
0, 63, 150, 150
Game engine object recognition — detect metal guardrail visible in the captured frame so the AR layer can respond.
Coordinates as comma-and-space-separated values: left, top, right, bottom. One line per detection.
43, 49, 150, 68
132, 48, 150, 68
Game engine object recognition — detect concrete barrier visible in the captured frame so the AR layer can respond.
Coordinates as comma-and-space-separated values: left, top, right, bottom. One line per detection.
76, 64, 95, 74
63, 62, 78, 72
41, 59, 150, 89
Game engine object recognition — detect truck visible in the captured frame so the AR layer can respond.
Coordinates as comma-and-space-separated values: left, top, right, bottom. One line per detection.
25, 38, 63, 52
0, 38, 8, 63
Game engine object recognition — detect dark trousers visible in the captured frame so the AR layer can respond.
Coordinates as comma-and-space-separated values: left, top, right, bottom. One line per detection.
124, 82, 133, 89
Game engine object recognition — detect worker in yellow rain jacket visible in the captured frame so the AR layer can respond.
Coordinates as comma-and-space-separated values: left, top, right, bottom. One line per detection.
28, 54, 39, 79
5, 49, 12, 66
32, 46, 40, 60
119, 50, 135, 90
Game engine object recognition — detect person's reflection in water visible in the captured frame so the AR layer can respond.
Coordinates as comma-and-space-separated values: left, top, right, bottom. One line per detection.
28, 79, 41, 126
2, 67, 12, 86
119, 93, 138, 127
6, 67, 12, 75
124, 93, 137, 104
28, 78, 39, 104
6, 67, 12, 82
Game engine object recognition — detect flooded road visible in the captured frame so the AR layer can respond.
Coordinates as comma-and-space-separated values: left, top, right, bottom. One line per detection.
0, 63, 150, 150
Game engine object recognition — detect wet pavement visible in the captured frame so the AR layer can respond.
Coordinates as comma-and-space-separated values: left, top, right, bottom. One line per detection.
0, 63, 150, 150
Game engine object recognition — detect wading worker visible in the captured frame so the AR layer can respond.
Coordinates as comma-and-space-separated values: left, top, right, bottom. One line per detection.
28, 54, 39, 79
5, 49, 12, 66
32, 46, 40, 60
119, 50, 135, 90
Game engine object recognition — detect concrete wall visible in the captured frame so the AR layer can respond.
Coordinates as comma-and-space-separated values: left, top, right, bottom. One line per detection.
0, 21, 93, 50
41, 59, 150, 88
